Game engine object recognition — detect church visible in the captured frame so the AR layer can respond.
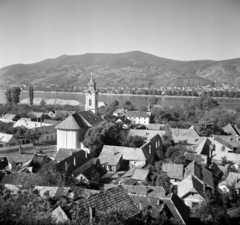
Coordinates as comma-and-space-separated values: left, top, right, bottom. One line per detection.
55, 75, 103, 152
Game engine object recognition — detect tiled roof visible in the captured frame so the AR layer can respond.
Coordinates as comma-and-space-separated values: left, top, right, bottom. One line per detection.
184, 161, 214, 189
14, 120, 53, 129
178, 175, 205, 199
162, 193, 190, 225
35, 186, 71, 198
54, 148, 79, 162
125, 111, 150, 118
75, 186, 140, 220
162, 163, 184, 180
215, 135, 240, 150
171, 128, 200, 137
122, 167, 135, 178
100, 145, 146, 163
33, 125, 56, 134
128, 129, 163, 141
55, 113, 87, 130
0, 133, 16, 143
56, 111, 103, 130
104, 184, 165, 198
131, 168, 149, 181
222, 123, 239, 136
195, 138, 212, 155
117, 116, 132, 125
98, 149, 122, 166
184, 152, 207, 164
78, 111, 104, 126
0, 152, 35, 163
27, 111, 45, 118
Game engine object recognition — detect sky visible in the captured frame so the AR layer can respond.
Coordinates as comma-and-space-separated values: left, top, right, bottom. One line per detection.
0, 0, 240, 68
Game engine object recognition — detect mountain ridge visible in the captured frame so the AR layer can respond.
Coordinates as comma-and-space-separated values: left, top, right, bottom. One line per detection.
1, 51, 240, 87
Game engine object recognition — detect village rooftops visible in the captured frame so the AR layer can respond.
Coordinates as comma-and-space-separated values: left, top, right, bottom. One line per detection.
184, 161, 214, 189
161, 193, 190, 225
104, 184, 165, 197
2, 113, 20, 121
54, 148, 79, 162
99, 145, 146, 162
162, 163, 184, 180
13, 120, 53, 129
222, 123, 239, 136
178, 175, 206, 199
128, 129, 162, 141
125, 111, 150, 118
0, 133, 17, 144
215, 135, 240, 152
56, 111, 103, 130
74, 186, 140, 221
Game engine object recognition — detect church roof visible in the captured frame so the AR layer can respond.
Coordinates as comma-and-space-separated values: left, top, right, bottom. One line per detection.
56, 111, 103, 130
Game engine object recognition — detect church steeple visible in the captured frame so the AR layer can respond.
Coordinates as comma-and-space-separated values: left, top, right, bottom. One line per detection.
85, 72, 99, 114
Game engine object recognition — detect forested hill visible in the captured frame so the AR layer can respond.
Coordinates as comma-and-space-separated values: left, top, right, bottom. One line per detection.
0, 51, 240, 87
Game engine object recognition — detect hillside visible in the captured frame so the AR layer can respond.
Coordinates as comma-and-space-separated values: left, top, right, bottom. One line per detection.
0, 51, 240, 87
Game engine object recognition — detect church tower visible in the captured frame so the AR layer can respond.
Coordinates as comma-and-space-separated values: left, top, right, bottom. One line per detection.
85, 73, 99, 114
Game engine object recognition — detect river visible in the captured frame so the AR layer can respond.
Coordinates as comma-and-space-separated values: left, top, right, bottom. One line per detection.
0, 90, 240, 110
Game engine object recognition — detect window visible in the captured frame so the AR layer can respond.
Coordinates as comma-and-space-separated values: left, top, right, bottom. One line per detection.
65, 162, 68, 171
156, 142, 157, 148
149, 145, 151, 154
46, 136, 49, 141
51, 135, 53, 140
89, 99, 92, 106
192, 202, 199, 208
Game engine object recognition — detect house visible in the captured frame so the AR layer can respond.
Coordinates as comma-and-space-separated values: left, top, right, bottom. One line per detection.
113, 108, 126, 117
13, 120, 53, 129
55, 149, 92, 173
99, 144, 155, 171
55, 111, 103, 151
48, 110, 75, 120
160, 193, 190, 225
171, 128, 200, 137
222, 123, 239, 136
125, 111, 150, 125
128, 130, 163, 155
2, 113, 20, 122
27, 111, 46, 122
211, 135, 240, 164
34, 186, 73, 198
178, 175, 207, 209
69, 186, 140, 222
115, 116, 132, 129
162, 163, 184, 183
0, 133, 19, 147
122, 167, 150, 183
184, 161, 214, 189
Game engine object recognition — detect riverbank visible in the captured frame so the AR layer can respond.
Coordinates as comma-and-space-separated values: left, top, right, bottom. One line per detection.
20, 90, 240, 100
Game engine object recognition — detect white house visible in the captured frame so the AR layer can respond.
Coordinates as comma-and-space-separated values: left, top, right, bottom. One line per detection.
125, 111, 150, 125
0, 133, 19, 147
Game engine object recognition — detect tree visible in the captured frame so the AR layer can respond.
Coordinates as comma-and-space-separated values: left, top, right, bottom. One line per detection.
5, 87, 21, 104
110, 100, 119, 107
121, 100, 136, 111
11, 87, 21, 104
5, 88, 12, 104
148, 96, 159, 108
29, 85, 34, 106
195, 94, 219, 111
123, 135, 146, 148
40, 99, 46, 107
83, 121, 127, 156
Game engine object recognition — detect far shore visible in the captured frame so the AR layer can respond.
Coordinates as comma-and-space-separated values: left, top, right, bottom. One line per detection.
19, 90, 240, 100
